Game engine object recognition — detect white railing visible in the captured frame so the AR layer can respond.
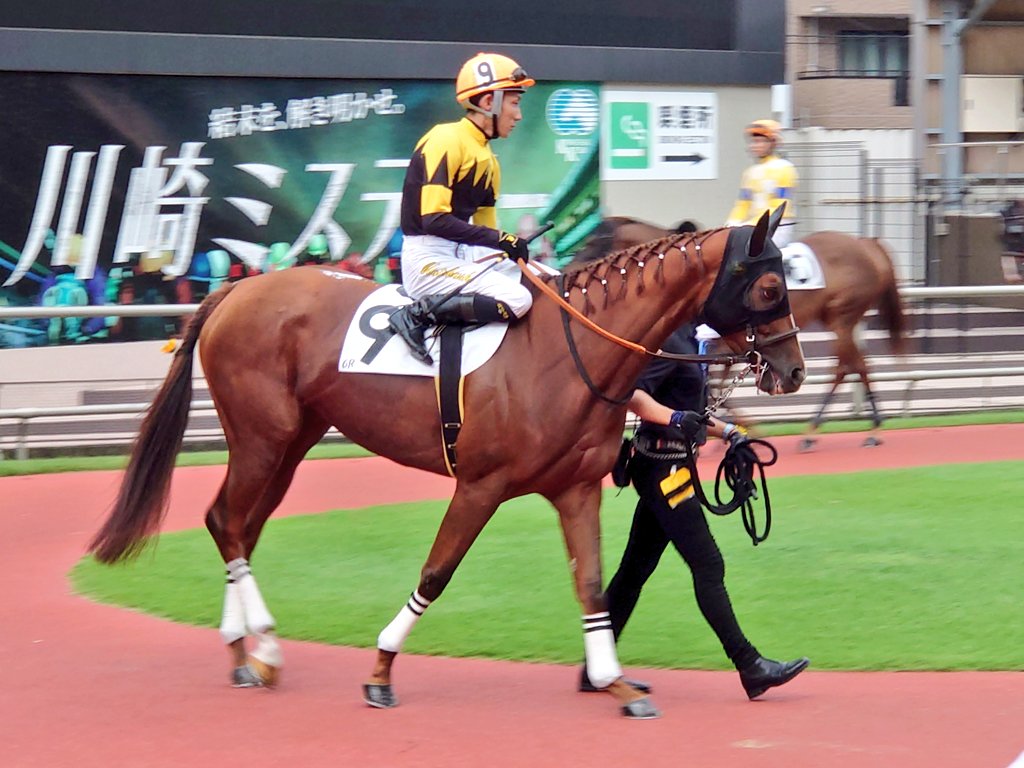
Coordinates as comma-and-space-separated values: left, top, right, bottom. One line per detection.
900, 285, 1024, 299
0, 401, 214, 460
0, 304, 198, 319
1, 286, 1022, 458
1, 284, 1023, 323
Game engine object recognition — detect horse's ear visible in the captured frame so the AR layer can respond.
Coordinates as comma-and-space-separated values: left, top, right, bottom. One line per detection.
768, 201, 786, 237
748, 208, 771, 257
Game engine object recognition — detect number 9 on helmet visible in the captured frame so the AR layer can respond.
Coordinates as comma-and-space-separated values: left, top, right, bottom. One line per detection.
456, 52, 535, 117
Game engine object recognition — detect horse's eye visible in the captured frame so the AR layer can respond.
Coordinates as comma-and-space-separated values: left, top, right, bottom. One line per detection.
761, 286, 779, 303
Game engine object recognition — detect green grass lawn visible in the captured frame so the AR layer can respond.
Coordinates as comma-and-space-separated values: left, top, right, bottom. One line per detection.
71, 461, 1024, 672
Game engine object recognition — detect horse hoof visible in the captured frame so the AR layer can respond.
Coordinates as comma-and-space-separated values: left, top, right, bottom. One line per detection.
798, 438, 816, 453
621, 697, 661, 720
231, 665, 263, 688
363, 683, 399, 709
246, 655, 281, 688
862, 435, 882, 447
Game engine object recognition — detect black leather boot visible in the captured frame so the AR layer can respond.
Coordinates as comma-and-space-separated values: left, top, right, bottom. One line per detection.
388, 294, 515, 365
739, 656, 810, 700
388, 298, 435, 364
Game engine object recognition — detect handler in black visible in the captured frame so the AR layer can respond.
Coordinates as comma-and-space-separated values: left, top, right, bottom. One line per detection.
580, 322, 810, 699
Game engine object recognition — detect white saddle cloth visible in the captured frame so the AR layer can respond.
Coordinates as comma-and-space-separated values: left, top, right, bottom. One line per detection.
781, 242, 826, 291
338, 284, 509, 377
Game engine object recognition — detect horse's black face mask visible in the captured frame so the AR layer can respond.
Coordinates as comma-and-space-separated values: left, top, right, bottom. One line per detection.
698, 225, 791, 336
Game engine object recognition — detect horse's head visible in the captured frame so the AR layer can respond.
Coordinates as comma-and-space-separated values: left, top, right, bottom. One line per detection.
698, 206, 805, 394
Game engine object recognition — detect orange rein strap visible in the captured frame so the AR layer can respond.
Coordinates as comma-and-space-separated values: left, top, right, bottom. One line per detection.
516, 261, 750, 366
517, 263, 647, 355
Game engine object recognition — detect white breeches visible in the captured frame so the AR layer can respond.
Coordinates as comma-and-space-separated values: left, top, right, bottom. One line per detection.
400, 235, 533, 318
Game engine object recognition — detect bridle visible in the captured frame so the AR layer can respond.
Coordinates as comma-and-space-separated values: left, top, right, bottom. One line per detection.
518, 256, 800, 407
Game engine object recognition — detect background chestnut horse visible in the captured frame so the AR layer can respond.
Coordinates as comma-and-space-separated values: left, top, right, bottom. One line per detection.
88, 211, 804, 719
575, 218, 907, 448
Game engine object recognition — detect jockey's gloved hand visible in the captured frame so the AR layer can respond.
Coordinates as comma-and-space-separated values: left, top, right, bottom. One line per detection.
669, 410, 707, 443
722, 422, 750, 448
497, 232, 530, 263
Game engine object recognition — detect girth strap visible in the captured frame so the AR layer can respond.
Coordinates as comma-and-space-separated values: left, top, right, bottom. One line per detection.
435, 324, 465, 477
432, 323, 464, 479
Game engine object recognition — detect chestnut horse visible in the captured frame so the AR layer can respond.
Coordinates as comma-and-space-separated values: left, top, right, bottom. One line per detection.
88, 210, 804, 720
576, 217, 906, 448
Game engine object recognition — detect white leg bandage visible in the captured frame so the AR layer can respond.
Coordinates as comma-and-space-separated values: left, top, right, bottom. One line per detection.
227, 557, 276, 635
250, 631, 283, 668
377, 590, 432, 653
219, 580, 247, 645
582, 612, 622, 689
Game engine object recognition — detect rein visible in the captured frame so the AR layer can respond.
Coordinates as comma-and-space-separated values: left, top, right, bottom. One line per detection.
686, 437, 778, 546
518, 242, 799, 405
519, 259, 754, 366
555, 274, 632, 406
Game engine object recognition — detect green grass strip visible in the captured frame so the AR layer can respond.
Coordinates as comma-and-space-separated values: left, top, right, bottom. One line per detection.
71, 461, 1024, 671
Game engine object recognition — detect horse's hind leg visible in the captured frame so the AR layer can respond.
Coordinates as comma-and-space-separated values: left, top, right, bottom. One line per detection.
205, 418, 322, 687
365, 481, 501, 708
836, 330, 885, 447
801, 327, 861, 452
205, 451, 285, 687
799, 376, 841, 452
860, 374, 884, 447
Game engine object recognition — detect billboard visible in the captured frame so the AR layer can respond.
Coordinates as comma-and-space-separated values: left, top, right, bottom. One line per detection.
601, 89, 718, 182
0, 72, 599, 347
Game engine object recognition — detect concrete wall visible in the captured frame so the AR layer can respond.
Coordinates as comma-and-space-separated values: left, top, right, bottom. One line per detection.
0, 341, 189, 408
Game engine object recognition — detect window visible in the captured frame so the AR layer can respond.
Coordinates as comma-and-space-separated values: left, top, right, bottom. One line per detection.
838, 32, 908, 77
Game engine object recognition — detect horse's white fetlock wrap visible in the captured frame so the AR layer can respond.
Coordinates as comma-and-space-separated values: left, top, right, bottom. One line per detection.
250, 631, 283, 668
582, 612, 622, 689
225, 557, 276, 636
377, 590, 432, 653
219, 581, 246, 645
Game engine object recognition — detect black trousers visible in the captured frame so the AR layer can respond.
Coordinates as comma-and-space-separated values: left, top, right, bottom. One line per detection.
605, 451, 760, 670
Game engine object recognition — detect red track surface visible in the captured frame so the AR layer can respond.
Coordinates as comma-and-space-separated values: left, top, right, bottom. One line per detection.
2, 424, 1023, 768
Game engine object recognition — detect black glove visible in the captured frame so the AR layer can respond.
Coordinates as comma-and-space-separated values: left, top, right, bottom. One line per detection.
497, 231, 530, 262
668, 410, 707, 443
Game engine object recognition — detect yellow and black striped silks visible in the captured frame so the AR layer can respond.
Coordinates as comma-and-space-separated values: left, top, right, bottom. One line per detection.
400, 117, 501, 247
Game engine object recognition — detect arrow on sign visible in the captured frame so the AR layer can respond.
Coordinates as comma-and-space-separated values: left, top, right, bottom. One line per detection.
661, 154, 706, 164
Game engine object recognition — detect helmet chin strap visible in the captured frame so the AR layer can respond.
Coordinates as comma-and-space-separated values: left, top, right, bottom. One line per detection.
466, 89, 511, 140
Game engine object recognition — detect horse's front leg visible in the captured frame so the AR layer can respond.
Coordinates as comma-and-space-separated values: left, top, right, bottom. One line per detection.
551, 481, 660, 719
364, 482, 500, 708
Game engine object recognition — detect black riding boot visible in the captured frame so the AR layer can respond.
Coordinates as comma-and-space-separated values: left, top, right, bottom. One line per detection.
388, 298, 435, 364
388, 294, 514, 365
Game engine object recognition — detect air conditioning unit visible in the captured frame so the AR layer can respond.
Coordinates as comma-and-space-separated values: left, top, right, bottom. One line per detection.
961, 76, 1024, 133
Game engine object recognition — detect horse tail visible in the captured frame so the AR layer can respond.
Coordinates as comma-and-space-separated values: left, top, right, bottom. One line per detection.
864, 238, 907, 355
88, 283, 237, 563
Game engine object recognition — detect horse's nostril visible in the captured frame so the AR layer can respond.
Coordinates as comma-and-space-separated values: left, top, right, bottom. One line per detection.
792, 367, 806, 385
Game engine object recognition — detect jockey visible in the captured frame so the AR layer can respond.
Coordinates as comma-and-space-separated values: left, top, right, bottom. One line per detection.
389, 52, 536, 364
726, 119, 798, 247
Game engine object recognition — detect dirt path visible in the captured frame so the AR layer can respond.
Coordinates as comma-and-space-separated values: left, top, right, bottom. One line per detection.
1, 424, 1022, 768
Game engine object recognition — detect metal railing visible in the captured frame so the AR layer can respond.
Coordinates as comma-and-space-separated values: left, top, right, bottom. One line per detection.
2, 286, 1023, 458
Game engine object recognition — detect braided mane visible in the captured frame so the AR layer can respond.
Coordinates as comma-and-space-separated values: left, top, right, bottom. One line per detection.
548, 228, 725, 315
